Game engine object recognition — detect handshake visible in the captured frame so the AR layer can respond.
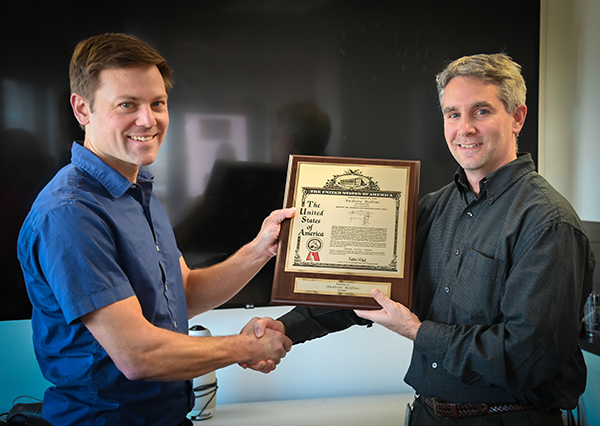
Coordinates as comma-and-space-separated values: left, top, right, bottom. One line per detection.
238, 316, 289, 374
235, 288, 422, 374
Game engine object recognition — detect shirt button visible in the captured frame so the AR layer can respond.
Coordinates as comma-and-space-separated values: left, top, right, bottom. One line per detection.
466, 211, 473, 218
444, 286, 450, 294
156, 245, 160, 252
454, 249, 460, 256
432, 362, 438, 369
174, 321, 177, 328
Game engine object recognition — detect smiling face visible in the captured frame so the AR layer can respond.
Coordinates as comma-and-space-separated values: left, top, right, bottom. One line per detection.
71, 65, 169, 182
442, 76, 526, 194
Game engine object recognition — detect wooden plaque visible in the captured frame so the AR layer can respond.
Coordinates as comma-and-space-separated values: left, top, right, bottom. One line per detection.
271, 155, 420, 310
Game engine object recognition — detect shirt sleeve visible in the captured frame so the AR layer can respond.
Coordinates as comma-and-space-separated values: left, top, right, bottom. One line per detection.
414, 221, 594, 394
279, 306, 372, 344
22, 200, 136, 324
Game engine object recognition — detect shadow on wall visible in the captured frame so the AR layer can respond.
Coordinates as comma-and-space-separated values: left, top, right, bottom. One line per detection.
0, 129, 56, 321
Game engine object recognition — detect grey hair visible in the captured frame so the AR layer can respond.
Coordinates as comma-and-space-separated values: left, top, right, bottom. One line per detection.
436, 53, 527, 113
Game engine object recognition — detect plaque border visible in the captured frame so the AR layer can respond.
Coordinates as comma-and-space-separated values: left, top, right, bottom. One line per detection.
271, 155, 420, 310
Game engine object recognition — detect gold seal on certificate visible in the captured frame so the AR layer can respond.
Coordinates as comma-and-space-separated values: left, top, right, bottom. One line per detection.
271, 155, 420, 309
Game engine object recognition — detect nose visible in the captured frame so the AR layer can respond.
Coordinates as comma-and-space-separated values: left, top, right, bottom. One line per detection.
135, 105, 157, 128
457, 116, 476, 137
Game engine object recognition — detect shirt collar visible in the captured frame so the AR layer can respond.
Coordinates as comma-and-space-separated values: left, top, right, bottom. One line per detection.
453, 152, 536, 204
70, 141, 154, 198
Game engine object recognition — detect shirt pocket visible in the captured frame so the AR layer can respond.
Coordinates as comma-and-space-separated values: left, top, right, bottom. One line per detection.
450, 247, 506, 323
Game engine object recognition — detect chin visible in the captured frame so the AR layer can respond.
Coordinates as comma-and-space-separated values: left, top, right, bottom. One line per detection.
141, 158, 158, 167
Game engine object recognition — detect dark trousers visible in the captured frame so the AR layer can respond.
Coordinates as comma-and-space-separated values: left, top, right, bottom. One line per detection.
177, 419, 193, 426
409, 396, 564, 426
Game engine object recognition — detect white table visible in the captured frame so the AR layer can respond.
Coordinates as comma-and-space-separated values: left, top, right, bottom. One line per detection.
193, 393, 414, 426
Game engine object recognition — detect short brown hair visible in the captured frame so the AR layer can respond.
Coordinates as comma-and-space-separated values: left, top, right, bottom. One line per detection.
69, 33, 174, 110
436, 53, 526, 113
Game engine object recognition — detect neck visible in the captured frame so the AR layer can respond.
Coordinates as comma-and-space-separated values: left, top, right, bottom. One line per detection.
83, 139, 139, 183
466, 173, 483, 198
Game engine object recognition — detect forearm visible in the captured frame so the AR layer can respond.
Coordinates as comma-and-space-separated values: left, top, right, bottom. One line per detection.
279, 306, 372, 344
183, 208, 296, 317
183, 241, 271, 317
82, 296, 288, 381
122, 328, 260, 381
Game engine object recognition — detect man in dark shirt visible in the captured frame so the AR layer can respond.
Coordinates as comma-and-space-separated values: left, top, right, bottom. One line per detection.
249, 53, 595, 425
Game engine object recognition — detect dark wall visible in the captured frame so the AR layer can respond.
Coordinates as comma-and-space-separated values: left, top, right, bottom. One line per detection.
0, 0, 540, 319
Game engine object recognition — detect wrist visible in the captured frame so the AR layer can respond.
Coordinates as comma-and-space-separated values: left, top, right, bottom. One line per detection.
244, 238, 275, 265
234, 333, 260, 365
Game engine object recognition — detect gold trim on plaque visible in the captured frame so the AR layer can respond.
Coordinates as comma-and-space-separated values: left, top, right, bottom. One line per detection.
285, 162, 410, 278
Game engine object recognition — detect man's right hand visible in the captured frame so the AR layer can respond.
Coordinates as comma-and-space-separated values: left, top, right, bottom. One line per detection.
239, 317, 288, 373
239, 317, 291, 373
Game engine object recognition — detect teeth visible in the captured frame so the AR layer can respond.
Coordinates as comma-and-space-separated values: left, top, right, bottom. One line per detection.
459, 143, 480, 148
130, 136, 153, 141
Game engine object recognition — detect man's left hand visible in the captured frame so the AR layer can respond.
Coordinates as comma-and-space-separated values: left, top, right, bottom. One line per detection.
252, 207, 296, 259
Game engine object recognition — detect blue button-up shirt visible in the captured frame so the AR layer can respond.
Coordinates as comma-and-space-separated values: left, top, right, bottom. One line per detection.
18, 142, 192, 426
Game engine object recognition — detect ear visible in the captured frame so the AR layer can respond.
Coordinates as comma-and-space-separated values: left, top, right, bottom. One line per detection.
70, 93, 91, 127
512, 103, 527, 135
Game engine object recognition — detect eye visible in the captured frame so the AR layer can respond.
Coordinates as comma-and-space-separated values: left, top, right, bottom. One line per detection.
476, 109, 489, 116
121, 102, 132, 109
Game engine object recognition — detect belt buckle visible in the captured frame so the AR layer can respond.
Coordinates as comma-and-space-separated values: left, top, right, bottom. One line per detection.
432, 398, 440, 416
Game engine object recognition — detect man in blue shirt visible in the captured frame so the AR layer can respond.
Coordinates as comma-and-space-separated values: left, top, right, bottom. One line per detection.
17, 33, 294, 426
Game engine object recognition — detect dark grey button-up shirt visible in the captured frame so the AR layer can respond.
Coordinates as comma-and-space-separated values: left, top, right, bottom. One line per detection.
280, 153, 595, 411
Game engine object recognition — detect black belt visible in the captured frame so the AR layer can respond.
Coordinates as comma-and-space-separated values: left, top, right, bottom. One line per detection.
422, 396, 536, 419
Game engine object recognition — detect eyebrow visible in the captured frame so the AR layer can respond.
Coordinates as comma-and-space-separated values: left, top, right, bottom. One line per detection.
443, 101, 494, 115
113, 95, 169, 106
